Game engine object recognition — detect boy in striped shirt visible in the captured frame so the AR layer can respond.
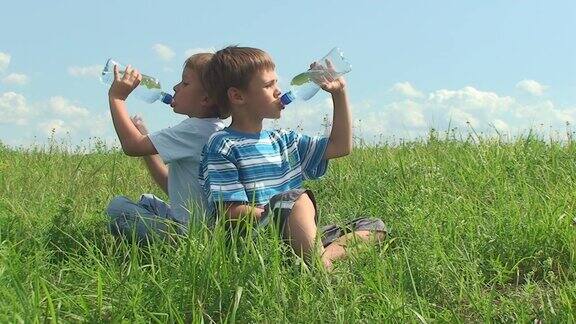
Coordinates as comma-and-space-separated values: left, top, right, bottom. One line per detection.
199, 46, 385, 269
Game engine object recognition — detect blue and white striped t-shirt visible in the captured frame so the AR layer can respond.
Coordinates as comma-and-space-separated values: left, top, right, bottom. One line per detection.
199, 127, 329, 214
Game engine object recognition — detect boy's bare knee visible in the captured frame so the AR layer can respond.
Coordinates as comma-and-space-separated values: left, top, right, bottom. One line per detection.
293, 193, 314, 210
284, 193, 317, 241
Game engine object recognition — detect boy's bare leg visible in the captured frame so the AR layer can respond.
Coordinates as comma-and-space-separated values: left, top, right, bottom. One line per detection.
321, 230, 386, 269
283, 193, 324, 263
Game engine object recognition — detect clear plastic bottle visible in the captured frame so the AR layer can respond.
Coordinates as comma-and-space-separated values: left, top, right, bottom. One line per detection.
100, 58, 173, 105
280, 47, 351, 106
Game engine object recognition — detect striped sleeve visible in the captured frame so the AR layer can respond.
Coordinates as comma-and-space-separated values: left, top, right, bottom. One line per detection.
295, 132, 329, 180
200, 141, 248, 204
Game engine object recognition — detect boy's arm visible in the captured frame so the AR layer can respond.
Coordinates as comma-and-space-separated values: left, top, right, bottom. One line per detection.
131, 116, 168, 194
224, 203, 265, 221
141, 155, 169, 194
108, 64, 158, 157
201, 147, 260, 221
311, 60, 351, 159
323, 85, 352, 159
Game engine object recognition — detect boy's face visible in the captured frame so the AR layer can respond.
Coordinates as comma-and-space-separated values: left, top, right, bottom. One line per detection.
171, 67, 209, 117
242, 69, 283, 120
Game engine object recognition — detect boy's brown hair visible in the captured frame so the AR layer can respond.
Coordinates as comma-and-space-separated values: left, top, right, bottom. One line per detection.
201, 46, 275, 112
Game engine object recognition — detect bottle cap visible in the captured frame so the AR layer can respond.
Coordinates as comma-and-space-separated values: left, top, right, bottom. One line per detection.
280, 91, 295, 106
161, 92, 173, 105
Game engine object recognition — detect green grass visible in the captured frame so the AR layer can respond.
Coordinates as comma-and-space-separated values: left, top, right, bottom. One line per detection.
0, 134, 575, 322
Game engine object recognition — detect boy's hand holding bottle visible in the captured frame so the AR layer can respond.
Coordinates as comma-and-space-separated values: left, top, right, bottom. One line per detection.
310, 60, 346, 95
280, 47, 351, 106
109, 65, 142, 101
102, 58, 173, 105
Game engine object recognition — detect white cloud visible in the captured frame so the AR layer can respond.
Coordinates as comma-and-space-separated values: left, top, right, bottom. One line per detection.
0, 52, 10, 71
36, 98, 112, 140
391, 82, 423, 98
0, 92, 30, 125
387, 100, 427, 128
85, 112, 111, 137
38, 119, 72, 136
48, 96, 90, 118
428, 86, 515, 115
3, 78, 576, 148
0, 93, 117, 148
152, 43, 175, 61
491, 119, 510, 132
516, 79, 548, 96
448, 108, 480, 128
265, 98, 333, 137
352, 100, 429, 142
2, 73, 28, 85
68, 65, 102, 78
184, 47, 216, 57
349, 85, 576, 143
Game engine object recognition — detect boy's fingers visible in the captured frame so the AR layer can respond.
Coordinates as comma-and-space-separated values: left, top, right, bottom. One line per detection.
123, 65, 132, 80
325, 59, 336, 73
133, 74, 141, 87
113, 64, 119, 81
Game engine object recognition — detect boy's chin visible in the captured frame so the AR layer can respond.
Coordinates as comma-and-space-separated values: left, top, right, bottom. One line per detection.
172, 108, 188, 115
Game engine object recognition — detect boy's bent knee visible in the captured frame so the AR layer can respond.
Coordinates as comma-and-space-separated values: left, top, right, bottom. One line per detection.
106, 195, 132, 216
293, 193, 314, 209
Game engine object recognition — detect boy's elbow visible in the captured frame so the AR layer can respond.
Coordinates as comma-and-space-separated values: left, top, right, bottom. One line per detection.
122, 148, 138, 157
338, 143, 353, 157
343, 143, 353, 156
121, 141, 140, 156
327, 139, 352, 156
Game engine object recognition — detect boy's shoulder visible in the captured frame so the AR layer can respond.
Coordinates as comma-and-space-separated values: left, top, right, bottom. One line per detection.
205, 129, 232, 147
153, 117, 224, 138
204, 128, 303, 153
270, 128, 299, 142
176, 117, 224, 132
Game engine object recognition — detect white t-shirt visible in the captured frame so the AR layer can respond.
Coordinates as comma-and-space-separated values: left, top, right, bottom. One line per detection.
148, 117, 225, 226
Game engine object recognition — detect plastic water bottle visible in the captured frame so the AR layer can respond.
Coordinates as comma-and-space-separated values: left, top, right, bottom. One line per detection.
100, 58, 173, 105
280, 47, 351, 106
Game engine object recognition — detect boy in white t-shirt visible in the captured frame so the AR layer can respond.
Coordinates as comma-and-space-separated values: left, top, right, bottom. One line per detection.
105, 53, 228, 242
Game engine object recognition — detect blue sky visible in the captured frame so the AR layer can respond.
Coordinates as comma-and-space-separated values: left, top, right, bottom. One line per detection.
1, 0, 575, 147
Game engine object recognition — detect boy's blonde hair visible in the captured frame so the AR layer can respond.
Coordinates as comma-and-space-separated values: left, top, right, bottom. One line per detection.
202, 46, 275, 112
183, 52, 229, 119
184, 53, 213, 74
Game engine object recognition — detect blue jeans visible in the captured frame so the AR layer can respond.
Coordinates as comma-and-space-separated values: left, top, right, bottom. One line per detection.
106, 194, 184, 242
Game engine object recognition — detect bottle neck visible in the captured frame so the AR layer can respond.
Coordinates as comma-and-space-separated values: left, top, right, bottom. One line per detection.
280, 91, 295, 106
160, 92, 173, 105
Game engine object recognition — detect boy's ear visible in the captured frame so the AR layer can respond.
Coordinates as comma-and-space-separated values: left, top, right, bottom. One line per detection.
200, 94, 214, 108
227, 87, 245, 106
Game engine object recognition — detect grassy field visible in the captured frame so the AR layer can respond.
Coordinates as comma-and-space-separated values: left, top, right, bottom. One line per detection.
0, 134, 575, 322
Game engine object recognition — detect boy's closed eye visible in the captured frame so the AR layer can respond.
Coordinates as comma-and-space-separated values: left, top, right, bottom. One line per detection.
264, 80, 277, 88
